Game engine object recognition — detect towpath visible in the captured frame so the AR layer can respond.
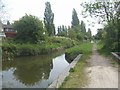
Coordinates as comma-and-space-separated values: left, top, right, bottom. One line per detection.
84, 44, 118, 88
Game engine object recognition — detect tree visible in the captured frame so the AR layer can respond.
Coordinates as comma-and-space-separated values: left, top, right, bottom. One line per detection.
71, 8, 79, 28
81, 1, 120, 23
13, 14, 46, 44
68, 29, 77, 40
80, 20, 86, 34
44, 2, 55, 36
57, 25, 67, 37
95, 29, 103, 40
82, 1, 120, 51
87, 28, 92, 41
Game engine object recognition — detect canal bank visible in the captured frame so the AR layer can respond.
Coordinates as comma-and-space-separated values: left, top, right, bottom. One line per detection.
2, 42, 92, 88
48, 54, 82, 88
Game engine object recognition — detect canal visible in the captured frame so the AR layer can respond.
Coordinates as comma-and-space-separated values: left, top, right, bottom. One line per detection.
2, 51, 71, 88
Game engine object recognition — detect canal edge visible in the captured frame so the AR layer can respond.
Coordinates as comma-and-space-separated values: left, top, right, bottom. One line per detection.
48, 54, 82, 88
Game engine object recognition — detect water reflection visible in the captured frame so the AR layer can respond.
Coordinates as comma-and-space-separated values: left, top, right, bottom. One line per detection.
2, 51, 70, 88
48, 54, 69, 84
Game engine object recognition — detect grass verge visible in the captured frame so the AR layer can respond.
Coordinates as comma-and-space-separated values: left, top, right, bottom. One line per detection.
60, 42, 93, 88
97, 41, 110, 56
97, 41, 119, 67
65, 42, 92, 61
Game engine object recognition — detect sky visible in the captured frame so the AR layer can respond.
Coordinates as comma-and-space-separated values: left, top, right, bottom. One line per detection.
3, 0, 103, 35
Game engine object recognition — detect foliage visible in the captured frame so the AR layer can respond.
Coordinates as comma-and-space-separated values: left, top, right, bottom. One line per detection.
80, 20, 86, 34
87, 28, 92, 41
68, 25, 84, 41
48, 36, 77, 48
57, 25, 68, 37
44, 2, 55, 36
68, 29, 77, 40
95, 29, 103, 40
69, 20, 87, 41
81, 2, 119, 22
2, 36, 76, 57
81, 1, 120, 52
102, 19, 119, 51
65, 42, 92, 61
97, 41, 111, 56
71, 8, 79, 28
13, 14, 46, 44
56, 9, 87, 42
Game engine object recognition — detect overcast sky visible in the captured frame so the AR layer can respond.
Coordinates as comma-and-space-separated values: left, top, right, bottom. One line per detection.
3, 0, 103, 35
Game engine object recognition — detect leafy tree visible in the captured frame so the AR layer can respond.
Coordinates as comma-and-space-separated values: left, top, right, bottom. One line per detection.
68, 29, 77, 40
82, 1, 120, 51
95, 29, 103, 40
57, 26, 60, 34
81, 2, 119, 23
13, 14, 46, 44
76, 32, 84, 41
80, 20, 86, 34
87, 28, 92, 41
57, 25, 67, 37
44, 2, 55, 36
71, 8, 79, 28
103, 19, 119, 51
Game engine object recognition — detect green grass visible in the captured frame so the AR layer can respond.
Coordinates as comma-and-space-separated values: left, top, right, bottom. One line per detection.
97, 41, 119, 67
60, 42, 93, 88
97, 41, 110, 56
65, 42, 93, 61
60, 55, 91, 88
66, 42, 93, 54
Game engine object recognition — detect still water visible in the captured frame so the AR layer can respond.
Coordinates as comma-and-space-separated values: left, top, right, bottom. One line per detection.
2, 51, 70, 88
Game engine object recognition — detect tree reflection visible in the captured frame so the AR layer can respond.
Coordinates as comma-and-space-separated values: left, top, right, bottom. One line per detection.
2, 51, 65, 86
13, 57, 52, 85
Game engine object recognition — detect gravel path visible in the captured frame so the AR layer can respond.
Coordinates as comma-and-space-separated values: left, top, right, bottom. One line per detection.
84, 44, 118, 88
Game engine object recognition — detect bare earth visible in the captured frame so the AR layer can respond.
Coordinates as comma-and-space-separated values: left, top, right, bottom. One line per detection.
84, 44, 118, 88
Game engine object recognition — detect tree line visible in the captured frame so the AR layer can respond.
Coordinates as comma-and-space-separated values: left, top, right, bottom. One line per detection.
12, 2, 92, 44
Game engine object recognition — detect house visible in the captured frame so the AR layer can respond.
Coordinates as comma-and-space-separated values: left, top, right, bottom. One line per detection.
2, 21, 16, 38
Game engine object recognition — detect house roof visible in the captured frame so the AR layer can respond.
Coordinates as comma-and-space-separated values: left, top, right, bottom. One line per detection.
2, 24, 13, 29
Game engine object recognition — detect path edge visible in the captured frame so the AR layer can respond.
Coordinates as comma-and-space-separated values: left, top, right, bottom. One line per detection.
48, 54, 82, 88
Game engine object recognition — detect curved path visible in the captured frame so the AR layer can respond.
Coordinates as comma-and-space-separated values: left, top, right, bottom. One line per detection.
84, 44, 118, 88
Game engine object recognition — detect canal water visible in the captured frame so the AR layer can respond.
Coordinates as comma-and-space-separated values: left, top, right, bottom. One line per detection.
2, 51, 71, 88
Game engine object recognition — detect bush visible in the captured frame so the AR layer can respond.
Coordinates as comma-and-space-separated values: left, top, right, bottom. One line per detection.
48, 36, 77, 48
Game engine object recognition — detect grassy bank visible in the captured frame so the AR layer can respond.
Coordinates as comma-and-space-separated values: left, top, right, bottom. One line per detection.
97, 41, 119, 66
97, 41, 111, 56
65, 42, 92, 61
2, 36, 77, 60
60, 42, 93, 88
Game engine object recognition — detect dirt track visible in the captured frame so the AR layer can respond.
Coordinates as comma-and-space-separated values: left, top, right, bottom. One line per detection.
84, 44, 118, 88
